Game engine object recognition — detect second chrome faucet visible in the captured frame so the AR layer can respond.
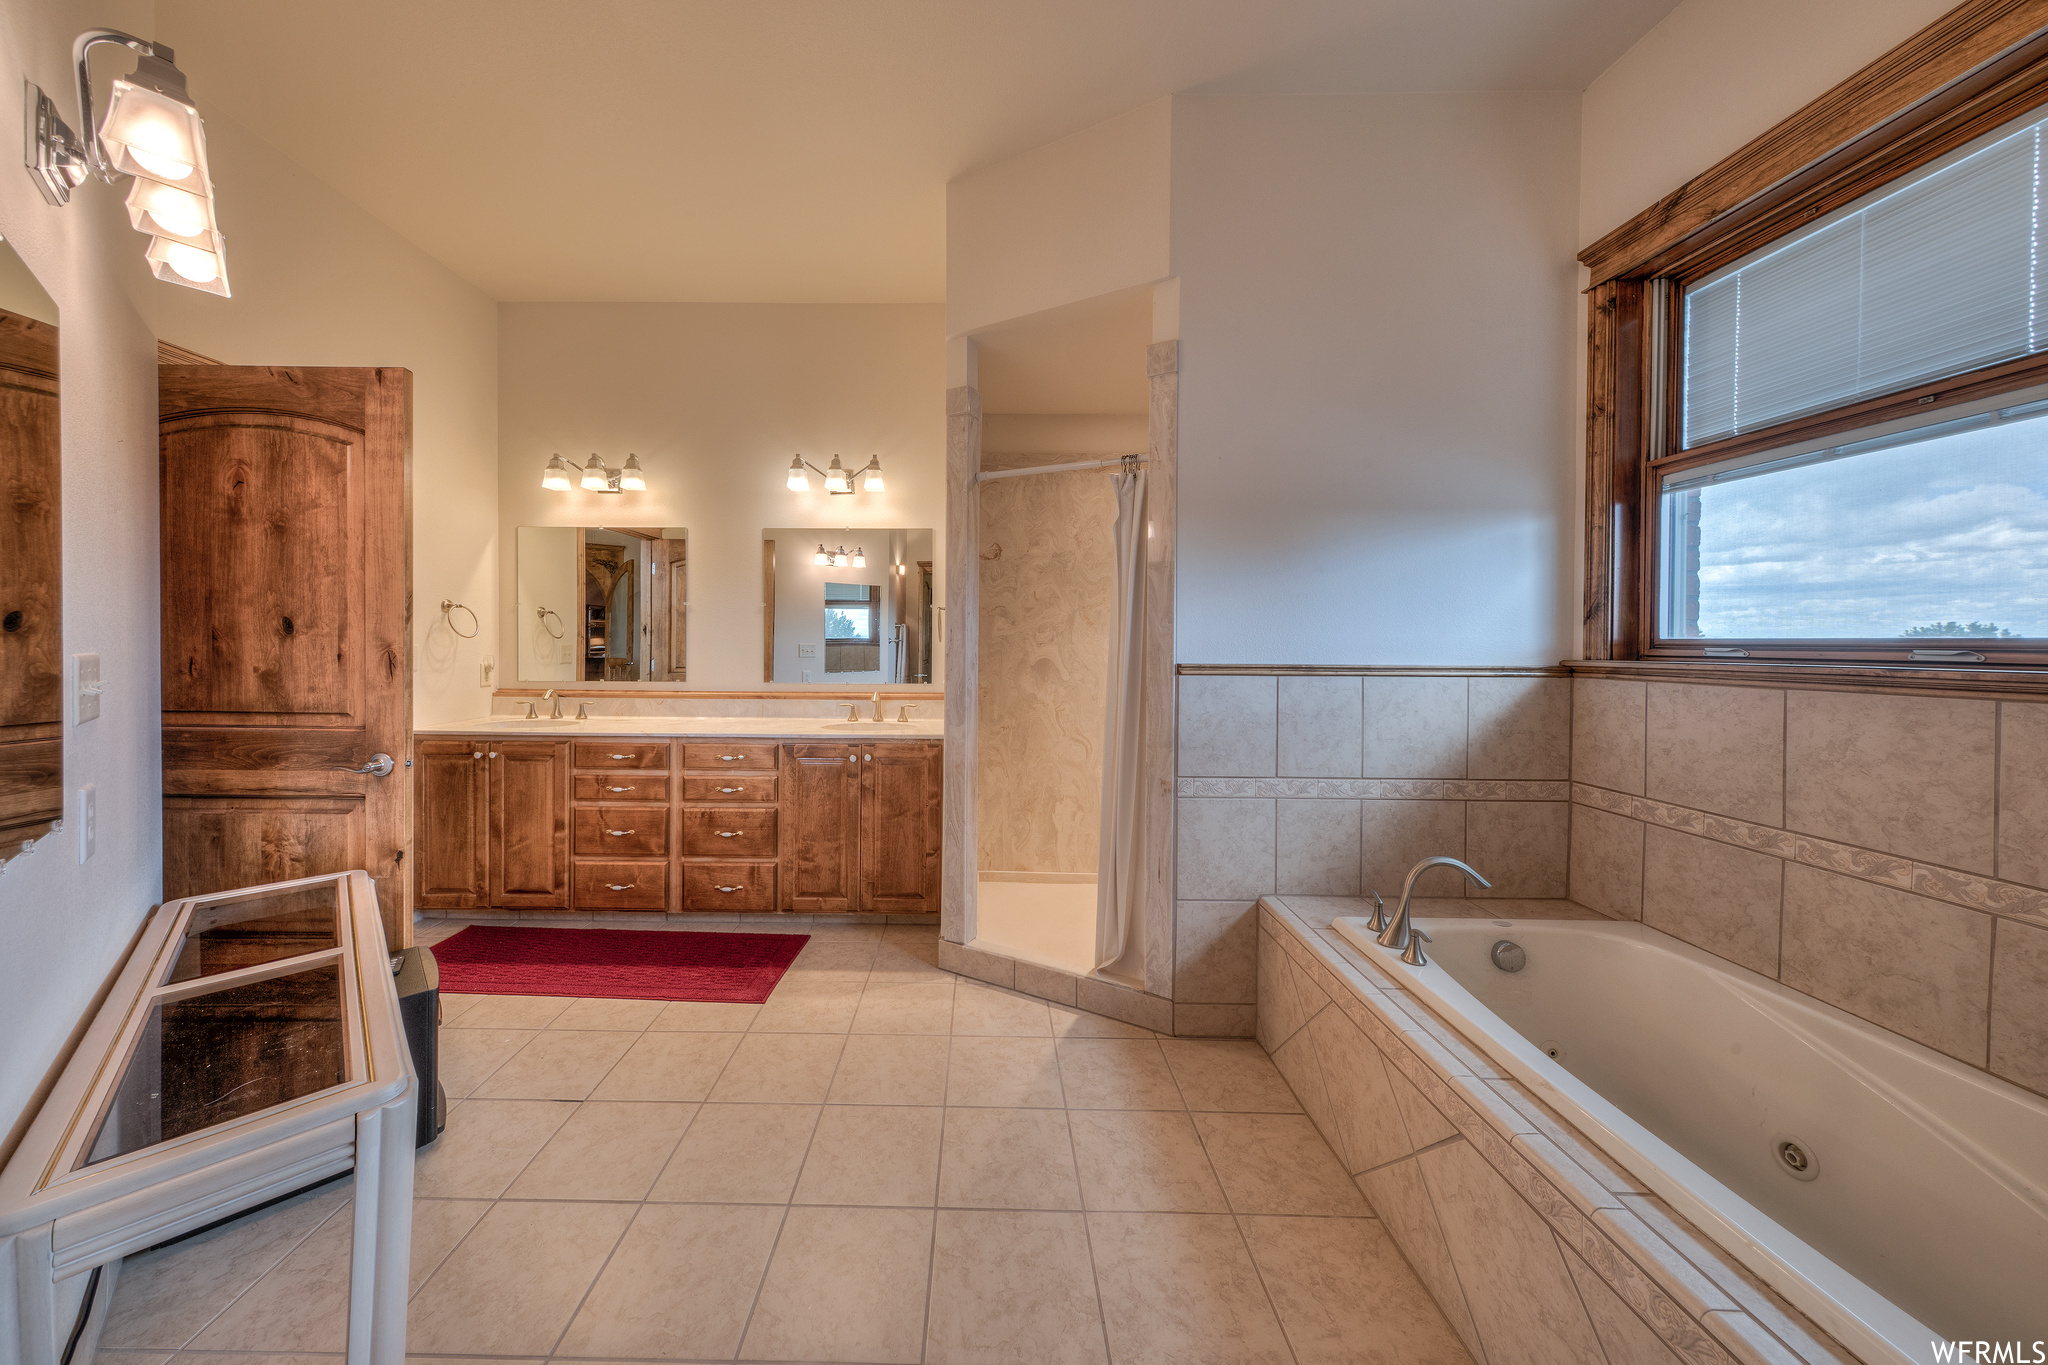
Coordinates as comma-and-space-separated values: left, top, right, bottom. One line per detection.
1373, 855, 1491, 965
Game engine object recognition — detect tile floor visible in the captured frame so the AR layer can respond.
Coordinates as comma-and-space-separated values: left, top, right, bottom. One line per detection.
95, 919, 1470, 1364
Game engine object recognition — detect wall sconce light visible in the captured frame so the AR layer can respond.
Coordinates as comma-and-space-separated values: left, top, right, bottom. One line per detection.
786, 453, 884, 496
811, 543, 865, 568
27, 30, 230, 294
544, 452, 646, 495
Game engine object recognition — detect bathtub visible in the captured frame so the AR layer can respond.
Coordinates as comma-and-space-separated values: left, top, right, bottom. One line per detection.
1331, 915, 2048, 1365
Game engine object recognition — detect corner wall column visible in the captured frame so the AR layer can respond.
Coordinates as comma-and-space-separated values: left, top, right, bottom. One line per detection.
941, 378, 981, 945
1141, 336, 1178, 997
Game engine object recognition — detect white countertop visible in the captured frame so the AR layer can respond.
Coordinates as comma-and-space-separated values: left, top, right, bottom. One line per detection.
417, 715, 945, 741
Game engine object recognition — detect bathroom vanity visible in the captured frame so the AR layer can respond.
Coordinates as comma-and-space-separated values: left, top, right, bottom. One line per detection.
412, 718, 943, 915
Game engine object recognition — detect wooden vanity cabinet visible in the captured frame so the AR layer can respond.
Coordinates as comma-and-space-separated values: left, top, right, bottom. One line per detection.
572, 742, 672, 910
680, 744, 779, 910
489, 740, 572, 908
777, 740, 941, 914
414, 739, 488, 909
779, 745, 861, 912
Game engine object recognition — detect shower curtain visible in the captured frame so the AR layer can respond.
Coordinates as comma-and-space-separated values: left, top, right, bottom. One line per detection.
1095, 466, 1147, 975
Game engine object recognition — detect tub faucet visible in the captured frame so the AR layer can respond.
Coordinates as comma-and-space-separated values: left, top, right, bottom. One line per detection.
1377, 856, 1492, 954
543, 688, 563, 719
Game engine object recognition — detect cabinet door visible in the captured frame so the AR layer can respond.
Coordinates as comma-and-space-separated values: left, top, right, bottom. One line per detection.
415, 739, 487, 908
490, 740, 570, 908
779, 744, 860, 912
859, 742, 942, 914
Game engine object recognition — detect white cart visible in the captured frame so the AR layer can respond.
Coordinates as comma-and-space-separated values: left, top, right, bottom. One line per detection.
0, 871, 416, 1364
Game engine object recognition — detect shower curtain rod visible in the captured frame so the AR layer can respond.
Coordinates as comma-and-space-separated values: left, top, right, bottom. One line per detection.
975, 453, 1147, 483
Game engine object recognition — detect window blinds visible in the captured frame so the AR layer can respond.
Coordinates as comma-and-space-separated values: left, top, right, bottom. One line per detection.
1682, 112, 2048, 449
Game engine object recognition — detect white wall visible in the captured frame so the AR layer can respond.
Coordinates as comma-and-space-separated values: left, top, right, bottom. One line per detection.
498, 304, 946, 691
514, 525, 580, 681
1171, 92, 1582, 666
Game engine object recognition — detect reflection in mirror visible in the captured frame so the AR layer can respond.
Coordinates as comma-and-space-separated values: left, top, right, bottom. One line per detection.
762, 528, 934, 684
0, 237, 60, 863
516, 526, 687, 682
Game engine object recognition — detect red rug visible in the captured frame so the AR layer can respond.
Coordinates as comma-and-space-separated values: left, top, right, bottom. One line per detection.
429, 926, 809, 1003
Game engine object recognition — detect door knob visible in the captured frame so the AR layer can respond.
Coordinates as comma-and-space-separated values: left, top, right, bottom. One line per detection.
343, 753, 396, 777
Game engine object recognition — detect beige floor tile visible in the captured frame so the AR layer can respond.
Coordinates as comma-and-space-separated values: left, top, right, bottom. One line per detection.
938, 1108, 1082, 1210
468, 1029, 638, 1101
448, 994, 573, 1029
102, 1183, 349, 1349
1070, 1111, 1228, 1213
751, 981, 864, 1032
547, 996, 664, 1030
795, 1104, 944, 1206
1240, 1215, 1472, 1364
871, 937, 945, 978
1050, 1005, 1155, 1039
647, 1104, 821, 1202
706, 1032, 847, 1103
555, 1203, 784, 1357
1088, 1212, 1293, 1365
587, 1030, 744, 1101
177, 1356, 349, 1365
794, 935, 884, 969
407, 1199, 492, 1295
90, 1355, 177, 1365
504, 1101, 696, 1200
1194, 1113, 1369, 1215
741, 1205, 934, 1364
827, 1033, 951, 1105
1057, 1038, 1184, 1110
952, 982, 1056, 1036
432, 1028, 535, 1100
648, 998, 761, 1031
852, 978, 959, 1033
187, 1202, 354, 1350
406, 1200, 634, 1354
945, 1037, 1065, 1108
1159, 1040, 1303, 1113
412, 1099, 574, 1199
925, 1211, 1109, 1365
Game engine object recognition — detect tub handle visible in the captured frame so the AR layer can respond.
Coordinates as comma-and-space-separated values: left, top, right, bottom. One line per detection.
1399, 928, 1432, 967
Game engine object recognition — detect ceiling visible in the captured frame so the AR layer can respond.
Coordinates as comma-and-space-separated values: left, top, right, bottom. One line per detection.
155, 0, 1680, 304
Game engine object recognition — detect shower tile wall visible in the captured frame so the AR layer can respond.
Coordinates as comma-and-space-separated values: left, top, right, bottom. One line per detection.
1174, 672, 1572, 1016
1567, 675, 2048, 1099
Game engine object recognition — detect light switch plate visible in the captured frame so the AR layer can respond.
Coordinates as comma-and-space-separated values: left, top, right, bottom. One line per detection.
77, 783, 94, 862
73, 653, 102, 724
797, 643, 816, 658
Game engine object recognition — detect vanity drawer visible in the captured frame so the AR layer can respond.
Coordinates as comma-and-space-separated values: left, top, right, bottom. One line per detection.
682, 807, 778, 858
572, 861, 668, 910
574, 741, 670, 771
683, 774, 778, 803
683, 861, 777, 911
681, 742, 775, 771
575, 773, 670, 803
572, 806, 669, 858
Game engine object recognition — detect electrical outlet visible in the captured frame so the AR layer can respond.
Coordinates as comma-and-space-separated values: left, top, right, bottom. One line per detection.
480, 656, 496, 688
73, 653, 102, 723
77, 784, 94, 862
800, 669, 813, 683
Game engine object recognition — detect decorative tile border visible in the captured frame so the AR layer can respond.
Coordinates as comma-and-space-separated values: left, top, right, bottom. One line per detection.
1178, 777, 1570, 800
1570, 782, 2048, 929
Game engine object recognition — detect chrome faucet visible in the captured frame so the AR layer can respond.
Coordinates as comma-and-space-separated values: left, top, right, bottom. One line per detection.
1377, 856, 1492, 956
896, 702, 921, 722
870, 690, 884, 721
543, 688, 563, 720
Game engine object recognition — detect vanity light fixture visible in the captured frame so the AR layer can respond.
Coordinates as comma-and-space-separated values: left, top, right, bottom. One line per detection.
785, 453, 884, 497
811, 543, 864, 568
544, 452, 647, 495
27, 30, 230, 294
540, 455, 573, 491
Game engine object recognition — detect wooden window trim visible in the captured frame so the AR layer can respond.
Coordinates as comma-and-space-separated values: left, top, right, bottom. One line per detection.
1583, 0, 2048, 667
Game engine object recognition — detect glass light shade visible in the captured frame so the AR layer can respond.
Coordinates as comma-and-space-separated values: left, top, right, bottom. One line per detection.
619, 454, 646, 491
861, 457, 885, 492
824, 455, 851, 494
100, 77, 204, 183
832, 551, 850, 568
126, 177, 213, 241
145, 235, 229, 296
813, 544, 830, 566
851, 548, 866, 568
581, 456, 610, 491
541, 456, 572, 491
786, 456, 810, 492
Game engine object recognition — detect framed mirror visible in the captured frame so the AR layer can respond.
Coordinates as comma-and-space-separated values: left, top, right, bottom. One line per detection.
761, 528, 934, 684
0, 236, 60, 864
515, 525, 687, 683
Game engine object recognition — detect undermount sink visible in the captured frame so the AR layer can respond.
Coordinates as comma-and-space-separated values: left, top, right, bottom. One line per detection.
821, 720, 922, 731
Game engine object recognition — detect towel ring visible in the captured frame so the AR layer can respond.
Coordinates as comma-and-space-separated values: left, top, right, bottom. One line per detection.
438, 599, 478, 638
536, 607, 565, 639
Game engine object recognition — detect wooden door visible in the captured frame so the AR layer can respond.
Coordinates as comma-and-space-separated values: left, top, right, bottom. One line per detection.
415, 739, 487, 909
161, 367, 413, 946
859, 741, 943, 914
651, 537, 686, 681
0, 310, 61, 844
490, 739, 570, 908
779, 744, 860, 911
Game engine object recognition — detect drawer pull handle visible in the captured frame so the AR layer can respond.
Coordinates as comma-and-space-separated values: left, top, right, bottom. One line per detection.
716, 885, 745, 893
607, 785, 631, 792
607, 828, 635, 837
718, 786, 743, 793
720, 754, 744, 761
717, 830, 741, 838
606, 882, 636, 891
607, 752, 633, 760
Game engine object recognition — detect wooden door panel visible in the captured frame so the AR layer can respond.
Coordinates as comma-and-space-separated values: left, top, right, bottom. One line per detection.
572, 860, 668, 910
160, 366, 412, 944
415, 740, 487, 908
0, 311, 62, 844
491, 741, 570, 907
572, 806, 669, 858
683, 861, 775, 911
778, 744, 859, 912
859, 742, 942, 914
164, 796, 365, 900
682, 807, 776, 858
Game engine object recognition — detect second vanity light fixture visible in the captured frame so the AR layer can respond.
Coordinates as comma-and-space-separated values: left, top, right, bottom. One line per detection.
27, 30, 230, 294
786, 454, 884, 496
542, 453, 646, 494
811, 544, 866, 568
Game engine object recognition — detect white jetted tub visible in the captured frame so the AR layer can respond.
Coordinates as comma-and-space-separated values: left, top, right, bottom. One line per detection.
1332, 915, 2048, 1365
